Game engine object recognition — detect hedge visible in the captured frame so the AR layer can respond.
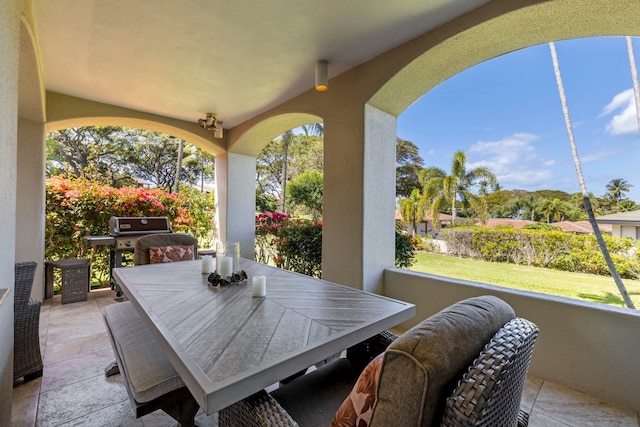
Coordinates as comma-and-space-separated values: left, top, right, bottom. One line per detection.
440, 227, 639, 279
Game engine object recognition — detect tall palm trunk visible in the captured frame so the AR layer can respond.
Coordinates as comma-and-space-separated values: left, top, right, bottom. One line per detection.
280, 131, 292, 213
550, 42, 635, 309
626, 37, 640, 136
175, 139, 184, 193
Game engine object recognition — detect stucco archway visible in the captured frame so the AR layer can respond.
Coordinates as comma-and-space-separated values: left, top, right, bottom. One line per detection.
370, 0, 640, 117
45, 92, 225, 157
229, 112, 323, 157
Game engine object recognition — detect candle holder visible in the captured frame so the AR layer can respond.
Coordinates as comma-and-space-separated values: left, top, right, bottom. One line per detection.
207, 270, 248, 286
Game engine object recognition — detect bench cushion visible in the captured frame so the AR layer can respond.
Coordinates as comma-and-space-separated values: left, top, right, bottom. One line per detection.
104, 301, 185, 404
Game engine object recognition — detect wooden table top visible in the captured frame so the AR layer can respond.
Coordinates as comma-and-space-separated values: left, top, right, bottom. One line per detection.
113, 259, 415, 414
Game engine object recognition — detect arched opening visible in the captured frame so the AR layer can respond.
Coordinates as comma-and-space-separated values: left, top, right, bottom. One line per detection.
394, 36, 640, 309
43, 124, 218, 293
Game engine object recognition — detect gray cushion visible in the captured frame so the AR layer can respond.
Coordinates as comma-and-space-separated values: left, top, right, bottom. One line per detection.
370, 295, 515, 427
133, 233, 198, 265
104, 301, 185, 404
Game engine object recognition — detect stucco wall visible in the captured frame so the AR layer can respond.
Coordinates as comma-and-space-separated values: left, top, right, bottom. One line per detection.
16, 118, 46, 301
0, 0, 21, 422
383, 268, 640, 413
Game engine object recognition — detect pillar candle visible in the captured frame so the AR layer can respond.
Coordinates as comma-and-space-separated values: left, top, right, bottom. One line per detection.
252, 276, 266, 297
218, 256, 233, 278
201, 255, 214, 274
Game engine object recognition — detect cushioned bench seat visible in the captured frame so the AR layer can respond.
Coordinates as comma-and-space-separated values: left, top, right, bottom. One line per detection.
103, 301, 199, 426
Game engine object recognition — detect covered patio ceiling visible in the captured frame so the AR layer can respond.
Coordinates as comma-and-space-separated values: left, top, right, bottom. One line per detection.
29, 0, 489, 127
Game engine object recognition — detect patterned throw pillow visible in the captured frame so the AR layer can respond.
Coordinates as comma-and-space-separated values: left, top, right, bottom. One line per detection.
149, 245, 195, 264
330, 353, 384, 427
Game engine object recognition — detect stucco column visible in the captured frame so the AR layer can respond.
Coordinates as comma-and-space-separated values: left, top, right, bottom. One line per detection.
214, 152, 256, 259
323, 105, 396, 293
16, 119, 46, 301
0, 0, 20, 422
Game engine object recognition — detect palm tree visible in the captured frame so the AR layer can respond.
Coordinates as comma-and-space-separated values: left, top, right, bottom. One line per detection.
520, 194, 539, 221
626, 36, 640, 136
301, 122, 324, 137
539, 198, 573, 223
280, 130, 294, 213
549, 41, 635, 309
419, 150, 496, 227
605, 178, 633, 210
398, 188, 428, 237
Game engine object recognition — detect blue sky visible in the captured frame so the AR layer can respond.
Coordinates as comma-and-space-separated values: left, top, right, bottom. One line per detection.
397, 36, 640, 202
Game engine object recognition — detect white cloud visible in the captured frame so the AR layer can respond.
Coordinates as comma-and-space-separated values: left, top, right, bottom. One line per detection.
467, 133, 554, 189
600, 89, 633, 116
601, 88, 640, 135
580, 150, 618, 162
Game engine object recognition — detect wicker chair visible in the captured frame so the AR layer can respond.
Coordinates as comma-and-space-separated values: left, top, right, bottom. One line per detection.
219, 295, 539, 427
13, 261, 44, 381
133, 233, 198, 265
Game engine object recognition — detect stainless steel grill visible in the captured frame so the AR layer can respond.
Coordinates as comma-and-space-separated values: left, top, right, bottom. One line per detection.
84, 216, 173, 296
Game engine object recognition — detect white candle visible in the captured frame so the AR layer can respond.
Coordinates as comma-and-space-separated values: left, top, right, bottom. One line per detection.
252, 276, 266, 297
218, 256, 233, 278
201, 255, 214, 274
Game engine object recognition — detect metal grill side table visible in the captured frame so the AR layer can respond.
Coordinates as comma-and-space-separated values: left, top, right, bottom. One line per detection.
45, 258, 91, 304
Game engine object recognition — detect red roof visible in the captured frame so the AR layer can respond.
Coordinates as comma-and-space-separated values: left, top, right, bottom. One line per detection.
553, 221, 612, 234
395, 213, 611, 234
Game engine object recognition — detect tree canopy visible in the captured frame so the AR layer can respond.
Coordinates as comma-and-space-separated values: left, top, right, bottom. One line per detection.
47, 126, 216, 193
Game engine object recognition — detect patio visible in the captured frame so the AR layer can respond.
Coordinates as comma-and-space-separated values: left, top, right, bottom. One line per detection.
11, 288, 640, 426
5, 0, 640, 423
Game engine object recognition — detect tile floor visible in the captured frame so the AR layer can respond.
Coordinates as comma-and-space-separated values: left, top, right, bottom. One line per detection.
11, 288, 640, 426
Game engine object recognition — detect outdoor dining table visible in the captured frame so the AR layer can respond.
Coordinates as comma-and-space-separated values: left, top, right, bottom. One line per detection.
112, 258, 416, 415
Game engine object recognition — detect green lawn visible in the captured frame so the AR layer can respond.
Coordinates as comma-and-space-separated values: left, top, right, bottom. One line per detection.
410, 252, 640, 309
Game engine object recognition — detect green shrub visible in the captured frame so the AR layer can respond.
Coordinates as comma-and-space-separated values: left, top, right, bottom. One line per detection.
256, 214, 415, 274
440, 226, 639, 279
276, 220, 323, 277
395, 226, 416, 268
255, 212, 322, 277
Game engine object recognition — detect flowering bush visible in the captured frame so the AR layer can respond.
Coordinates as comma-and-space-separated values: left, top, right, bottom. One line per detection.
255, 212, 323, 277
255, 212, 291, 265
256, 212, 416, 276
46, 176, 216, 286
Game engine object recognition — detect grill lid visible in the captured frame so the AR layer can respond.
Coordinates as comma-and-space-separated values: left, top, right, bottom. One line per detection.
109, 216, 173, 236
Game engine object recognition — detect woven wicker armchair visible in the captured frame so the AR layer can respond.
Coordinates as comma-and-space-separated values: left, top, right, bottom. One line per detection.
14, 261, 43, 381
133, 233, 198, 265
219, 296, 538, 427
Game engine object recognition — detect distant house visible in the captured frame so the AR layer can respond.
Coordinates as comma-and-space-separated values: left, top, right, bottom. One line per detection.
397, 212, 617, 238
395, 211, 451, 236
595, 210, 640, 239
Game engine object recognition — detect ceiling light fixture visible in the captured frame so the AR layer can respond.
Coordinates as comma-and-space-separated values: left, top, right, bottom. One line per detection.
315, 60, 328, 91
198, 113, 223, 139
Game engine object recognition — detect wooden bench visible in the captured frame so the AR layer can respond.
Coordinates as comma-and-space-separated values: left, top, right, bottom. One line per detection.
103, 301, 199, 426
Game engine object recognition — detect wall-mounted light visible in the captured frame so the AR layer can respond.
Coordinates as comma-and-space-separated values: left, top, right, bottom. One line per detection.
315, 60, 328, 91
198, 113, 224, 139
213, 121, 224, 139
